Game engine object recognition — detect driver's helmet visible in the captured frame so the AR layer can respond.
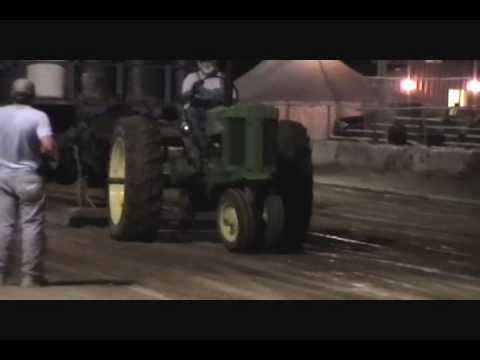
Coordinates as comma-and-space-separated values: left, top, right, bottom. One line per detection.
197, 60, 218, 77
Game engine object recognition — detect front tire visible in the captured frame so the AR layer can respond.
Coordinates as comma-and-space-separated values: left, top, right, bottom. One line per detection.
217, 189, 258, 253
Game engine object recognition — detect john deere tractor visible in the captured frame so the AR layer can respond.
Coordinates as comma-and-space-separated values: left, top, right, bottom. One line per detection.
1, 60, 312, 253
107, 66, 313, 253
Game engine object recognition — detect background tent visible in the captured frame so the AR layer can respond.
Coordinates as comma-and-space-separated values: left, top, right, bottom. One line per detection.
235, 60, 374, 140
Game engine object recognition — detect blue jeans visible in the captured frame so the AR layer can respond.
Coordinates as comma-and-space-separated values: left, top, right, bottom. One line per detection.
0, 172, 46, 277
186, 107, 209, 158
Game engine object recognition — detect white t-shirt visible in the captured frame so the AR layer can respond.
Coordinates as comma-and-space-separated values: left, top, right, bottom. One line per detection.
182, 71, 225, 94
0, 104, 53, 173
182, 71, 238, 108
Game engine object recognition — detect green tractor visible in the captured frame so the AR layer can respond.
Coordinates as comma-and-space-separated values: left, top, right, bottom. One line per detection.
106, 62, 313, 253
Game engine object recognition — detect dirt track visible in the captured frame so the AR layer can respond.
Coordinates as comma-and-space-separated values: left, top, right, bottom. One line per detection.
2, 184, 480, 300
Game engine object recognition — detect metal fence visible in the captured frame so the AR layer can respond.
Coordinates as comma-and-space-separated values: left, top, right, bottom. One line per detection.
367, 76, 478, 108
330, 76, 480, 148
331, 105, 480, 149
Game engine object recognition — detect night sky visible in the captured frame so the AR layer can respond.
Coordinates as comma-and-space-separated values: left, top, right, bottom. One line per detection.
343, 61, 377, 76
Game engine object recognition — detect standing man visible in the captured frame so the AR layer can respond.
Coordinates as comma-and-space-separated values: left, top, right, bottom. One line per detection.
0, 79, 58, 287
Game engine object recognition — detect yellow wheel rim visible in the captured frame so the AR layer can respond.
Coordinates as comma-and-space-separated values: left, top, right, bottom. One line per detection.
109, 138, 126, 225
219, 205, 240, 243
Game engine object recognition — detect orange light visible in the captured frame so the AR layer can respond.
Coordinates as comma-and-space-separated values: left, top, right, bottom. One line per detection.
400, 78, 417, 93
466, 79, 480, 93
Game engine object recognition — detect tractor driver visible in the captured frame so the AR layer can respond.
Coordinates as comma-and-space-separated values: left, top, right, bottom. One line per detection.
181, 60, 227, 163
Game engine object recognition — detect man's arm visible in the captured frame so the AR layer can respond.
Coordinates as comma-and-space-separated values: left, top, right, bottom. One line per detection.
181, 73, 203, 104
37, 113, 59, 162
39, 135, 59, 162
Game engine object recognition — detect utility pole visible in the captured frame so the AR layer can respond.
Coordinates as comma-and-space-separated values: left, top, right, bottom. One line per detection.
377, 60, 388, 107
474, 60, 478, 108
377, 60, 388, 77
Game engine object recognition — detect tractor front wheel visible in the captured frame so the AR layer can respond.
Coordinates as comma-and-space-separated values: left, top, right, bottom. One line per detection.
217, 189, 258, 253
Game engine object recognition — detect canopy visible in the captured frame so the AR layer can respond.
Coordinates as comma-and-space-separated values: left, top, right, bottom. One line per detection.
236, 60, 372, 104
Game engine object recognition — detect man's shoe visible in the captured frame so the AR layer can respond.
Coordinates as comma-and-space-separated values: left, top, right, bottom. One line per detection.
21, 275, 47, 288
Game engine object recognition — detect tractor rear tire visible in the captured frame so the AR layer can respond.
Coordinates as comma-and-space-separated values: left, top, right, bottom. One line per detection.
275, 120, 314, 253
217, 189, 258, 253
262, 194, 286, 251
108, 116, 165, 242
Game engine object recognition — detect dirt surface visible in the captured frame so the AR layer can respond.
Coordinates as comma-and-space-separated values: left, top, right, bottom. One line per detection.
1, 184, 480, 300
